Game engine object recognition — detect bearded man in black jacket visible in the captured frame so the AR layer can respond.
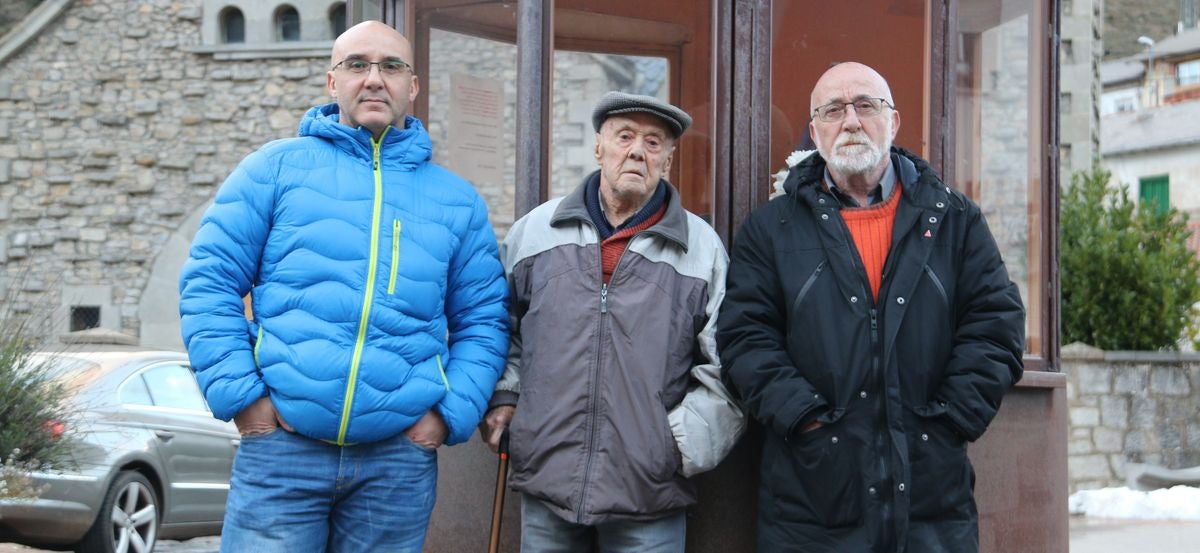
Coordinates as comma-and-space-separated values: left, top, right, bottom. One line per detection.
718, 61, 1025, 553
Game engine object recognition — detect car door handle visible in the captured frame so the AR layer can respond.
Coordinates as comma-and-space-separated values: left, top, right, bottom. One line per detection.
230, 438, 241, 449
154, 430, 175, 442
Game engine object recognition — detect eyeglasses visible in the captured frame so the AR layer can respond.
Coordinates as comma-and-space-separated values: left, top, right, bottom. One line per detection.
811, 97, 894, 123
331, 57, 413, 77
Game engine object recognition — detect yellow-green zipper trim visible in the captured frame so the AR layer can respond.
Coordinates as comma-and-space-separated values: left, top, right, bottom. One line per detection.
337, 129, 389, 445
388, 219, 401, 295
435, 354, 450, 391
253, 325, 263, 368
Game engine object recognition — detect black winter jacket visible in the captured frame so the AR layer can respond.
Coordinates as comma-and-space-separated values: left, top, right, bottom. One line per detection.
718, 148, 1025, 553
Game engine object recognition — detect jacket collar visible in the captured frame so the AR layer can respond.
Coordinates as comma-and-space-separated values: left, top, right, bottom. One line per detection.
783, 146, 947, 210
297, 103, 432, 170
553, 170, 691, 251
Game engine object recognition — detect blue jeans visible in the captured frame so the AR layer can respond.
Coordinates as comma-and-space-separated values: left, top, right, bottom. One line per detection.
219, 428, 437, 553
520, 496, 686, 553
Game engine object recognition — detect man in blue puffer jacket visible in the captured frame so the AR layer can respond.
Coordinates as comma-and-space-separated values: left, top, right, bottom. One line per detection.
178, 20, 508, 552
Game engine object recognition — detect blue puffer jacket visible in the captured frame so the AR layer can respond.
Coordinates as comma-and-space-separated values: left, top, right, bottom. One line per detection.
179, 103, 509, 445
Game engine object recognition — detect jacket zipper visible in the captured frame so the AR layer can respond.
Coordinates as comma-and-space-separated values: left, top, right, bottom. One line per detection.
388, 219, 401, 295
337, 129, 389, 445
578, 280, 607, 521
791, 260, 826, 314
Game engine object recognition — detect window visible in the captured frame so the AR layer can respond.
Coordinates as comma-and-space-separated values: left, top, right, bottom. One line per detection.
1178, 60, 1200, 87
1061, 39, 1074, 64
142, 364, 208, 411
120, 376, 154, 406
1139, 175, 1170, 216
955, 0, 1048, 355
329, 2, 347, 38
220, 6, 245, 44
70, 306, 100, 331
275, 5, 301, 42
1061, 91, 1073, 114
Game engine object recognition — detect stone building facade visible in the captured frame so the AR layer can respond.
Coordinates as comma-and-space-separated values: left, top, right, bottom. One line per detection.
0, 0, 663, 349
1065, 343, 1200, 492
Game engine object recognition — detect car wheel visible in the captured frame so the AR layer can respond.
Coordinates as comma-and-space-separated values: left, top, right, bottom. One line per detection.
76, 471, 159, 553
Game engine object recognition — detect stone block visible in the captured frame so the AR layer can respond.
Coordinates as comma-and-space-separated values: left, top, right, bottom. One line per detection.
1131, 397, 1157, 427
0, 120, 9, 140
1093, 427, 1124, 453
97, 114, 129, 126
0, 159, 10, 183
0, 200, 9, 220
1068, 438, 1094, 455
79, 228, 107, 242
1099, 396, 1129, 428
86, 172, 116, 183
1071, 406, 1100, 427
59, 31, 79, 44
1071, 427, 1091, 439
1189, 424, 1200, 449
133, 100, 160, 115
81, 156, 109, 169
1125, 429, 1159, 452
176, 7, 202, 20
47, 148, 79, 159
280, 67, 310, 80
1114, 365, 1149, 393
46, 175, 73, 185
1075, 364, 1111, 394
232, 67, 263, 81
1068, 454, 1111, 480
1161, 397, 1199, 422
209, 69, 232, 80
1159, 423, 1183, 450
1150, 366, 1191, 396
158, 157, 193, 171
187, 174, 215, 186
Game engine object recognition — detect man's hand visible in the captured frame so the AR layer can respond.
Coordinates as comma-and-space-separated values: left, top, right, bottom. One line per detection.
405, 410, 449, 450
233, 396, 293, 436
478, 405, 515, 453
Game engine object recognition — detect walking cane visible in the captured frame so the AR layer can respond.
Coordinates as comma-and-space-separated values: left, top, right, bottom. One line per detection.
488, 429, 510, 553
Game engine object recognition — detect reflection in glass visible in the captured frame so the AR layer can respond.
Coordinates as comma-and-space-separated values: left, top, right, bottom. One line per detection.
956, 0, 1045, 353
426, 29, 518, 239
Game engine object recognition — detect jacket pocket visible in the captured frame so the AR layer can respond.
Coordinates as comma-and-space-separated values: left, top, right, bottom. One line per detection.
388, 219, 401, 295
770, 416, 863, 528
907, 405, 972, 520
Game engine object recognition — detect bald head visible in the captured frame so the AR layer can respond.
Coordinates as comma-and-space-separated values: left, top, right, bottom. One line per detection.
809, 62, 894, 113
331, 20, 414, 69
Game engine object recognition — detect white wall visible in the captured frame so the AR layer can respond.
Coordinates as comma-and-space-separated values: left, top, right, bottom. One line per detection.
1103, 144, 1200, 213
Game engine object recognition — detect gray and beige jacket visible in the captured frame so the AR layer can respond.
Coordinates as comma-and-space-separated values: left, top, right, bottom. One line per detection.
490, 172, 744, 525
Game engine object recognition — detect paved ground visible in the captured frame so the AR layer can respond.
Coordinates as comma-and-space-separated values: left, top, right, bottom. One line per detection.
0, 536, 218, 552
1068, 516, 1200, 552
5, 518, 1200, 551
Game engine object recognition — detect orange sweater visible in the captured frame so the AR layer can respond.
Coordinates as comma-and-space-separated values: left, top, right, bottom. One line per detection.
840, 183, 902, 300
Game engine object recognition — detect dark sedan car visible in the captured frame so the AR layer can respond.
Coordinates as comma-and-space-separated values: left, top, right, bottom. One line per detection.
0, 341, 238, 553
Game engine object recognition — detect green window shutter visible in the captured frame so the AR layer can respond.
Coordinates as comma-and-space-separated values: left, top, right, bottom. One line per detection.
1139, 175, 1170, 216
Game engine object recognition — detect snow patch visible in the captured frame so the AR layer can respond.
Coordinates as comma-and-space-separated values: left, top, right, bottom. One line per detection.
1069, 486, 1200, 520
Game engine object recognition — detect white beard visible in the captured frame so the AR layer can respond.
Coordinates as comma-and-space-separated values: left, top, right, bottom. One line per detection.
823, 130, 890, 176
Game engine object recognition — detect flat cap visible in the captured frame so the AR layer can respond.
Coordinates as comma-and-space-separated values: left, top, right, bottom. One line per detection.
591, 91, 693, 138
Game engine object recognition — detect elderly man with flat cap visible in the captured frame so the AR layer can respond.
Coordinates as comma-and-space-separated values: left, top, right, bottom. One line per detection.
479, 91, 745, 552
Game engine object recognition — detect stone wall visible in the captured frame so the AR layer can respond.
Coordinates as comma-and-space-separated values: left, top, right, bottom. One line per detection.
0, 0, 667, 348
1065, 343, 1200, 492
0, 0, 328, 343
